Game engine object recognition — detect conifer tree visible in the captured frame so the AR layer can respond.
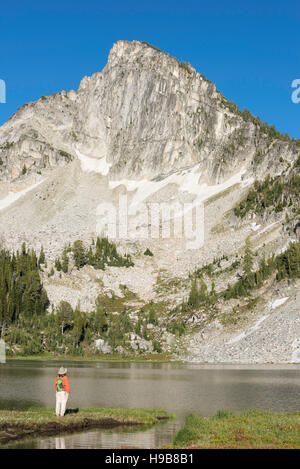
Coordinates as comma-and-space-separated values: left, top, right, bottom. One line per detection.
56, 301, 73, 335
198, 277, 208, 303
243, 238, 254, 277
55, 258, 62, 271
61, 248, 69, 273
38, 246, 45, 266
188, 278, 199, 308
72, 240, 86, 269
72, 305, 87, 347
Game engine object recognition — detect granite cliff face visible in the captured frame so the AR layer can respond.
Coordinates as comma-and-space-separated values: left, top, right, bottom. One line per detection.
0, 40, 298, 183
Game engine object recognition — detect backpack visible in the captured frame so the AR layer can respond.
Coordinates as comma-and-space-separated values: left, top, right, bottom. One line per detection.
56, 376, 64, 392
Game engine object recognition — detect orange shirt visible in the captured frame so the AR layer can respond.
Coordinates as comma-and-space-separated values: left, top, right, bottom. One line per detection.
54, 375, 70, 394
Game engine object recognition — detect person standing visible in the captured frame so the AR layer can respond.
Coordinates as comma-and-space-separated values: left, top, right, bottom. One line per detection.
54, 367, 70, 417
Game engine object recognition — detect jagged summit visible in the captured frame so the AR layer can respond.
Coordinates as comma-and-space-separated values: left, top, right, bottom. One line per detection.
0, 39, 298, 185
106, 40, 196, 72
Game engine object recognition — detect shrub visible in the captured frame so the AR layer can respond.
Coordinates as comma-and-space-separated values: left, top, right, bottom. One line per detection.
153, 340, 162, 353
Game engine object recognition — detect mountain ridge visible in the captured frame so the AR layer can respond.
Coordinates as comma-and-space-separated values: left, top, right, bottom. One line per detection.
0, 40, 299, 184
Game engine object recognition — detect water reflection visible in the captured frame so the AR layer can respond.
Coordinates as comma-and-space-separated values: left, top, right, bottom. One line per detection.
55, 437, 66, 450
8, 420, 181, 449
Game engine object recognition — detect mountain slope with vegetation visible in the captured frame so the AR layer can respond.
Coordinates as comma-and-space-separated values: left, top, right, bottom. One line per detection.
0, 40, 299, 362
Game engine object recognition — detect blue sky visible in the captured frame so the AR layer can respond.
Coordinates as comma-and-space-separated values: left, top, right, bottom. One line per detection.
0, 1, 299, 137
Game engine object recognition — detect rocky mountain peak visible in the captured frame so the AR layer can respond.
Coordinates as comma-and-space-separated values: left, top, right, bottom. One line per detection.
0, 40, 298, 185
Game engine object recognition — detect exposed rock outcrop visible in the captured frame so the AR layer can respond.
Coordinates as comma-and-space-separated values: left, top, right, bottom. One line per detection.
0, 40, 298, 184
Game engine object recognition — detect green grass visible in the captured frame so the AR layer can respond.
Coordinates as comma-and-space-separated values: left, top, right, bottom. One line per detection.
6, 353, 175, 363
0, 407, 174, 445
173, 410, 300, 449
0, 407, 172, 426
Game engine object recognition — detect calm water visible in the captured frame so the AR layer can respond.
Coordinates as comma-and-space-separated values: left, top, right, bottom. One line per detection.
1, 360, 300, 449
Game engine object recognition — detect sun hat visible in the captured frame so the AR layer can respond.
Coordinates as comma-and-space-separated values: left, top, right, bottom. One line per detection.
58, 366, 67, 375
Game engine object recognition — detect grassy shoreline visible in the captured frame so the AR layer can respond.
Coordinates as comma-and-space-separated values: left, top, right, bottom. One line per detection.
5, 353, 177, 363
2, 408, 300, 449
172, 410, 300, 449
5, 356, 300, 366
0, 407, 173, 445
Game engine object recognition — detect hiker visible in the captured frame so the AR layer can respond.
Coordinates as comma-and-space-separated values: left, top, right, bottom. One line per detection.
54, 367, 70, 417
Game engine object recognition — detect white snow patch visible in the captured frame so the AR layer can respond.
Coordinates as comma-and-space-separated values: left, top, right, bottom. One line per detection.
227, 331, 247, 345
109, 165, 248, 214
253, 222, 278, 237
227, 298, 289, 346
251, 222, 261, 232
271, 297, 289, 310
250, 315, 268, 331
226, 315, 268, 345
109, 179, 143, 192
75, 148, 111, 176
0, 179, 45, 211
241, 176, 254, 188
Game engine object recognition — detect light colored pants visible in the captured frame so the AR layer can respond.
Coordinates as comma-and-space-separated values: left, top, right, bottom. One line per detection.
56, 391, 69, 416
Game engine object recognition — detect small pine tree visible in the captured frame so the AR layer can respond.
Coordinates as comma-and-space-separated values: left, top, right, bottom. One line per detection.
55, 258, 62, 271
198, 277, 208, 303
188, 278, 199, 308
38, 246, 45, 266
56, 301, 73, 335
72, 305, 87, 347
72, 240, 86, 269
243, 238, 254, 277
61, 249, 69, 273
